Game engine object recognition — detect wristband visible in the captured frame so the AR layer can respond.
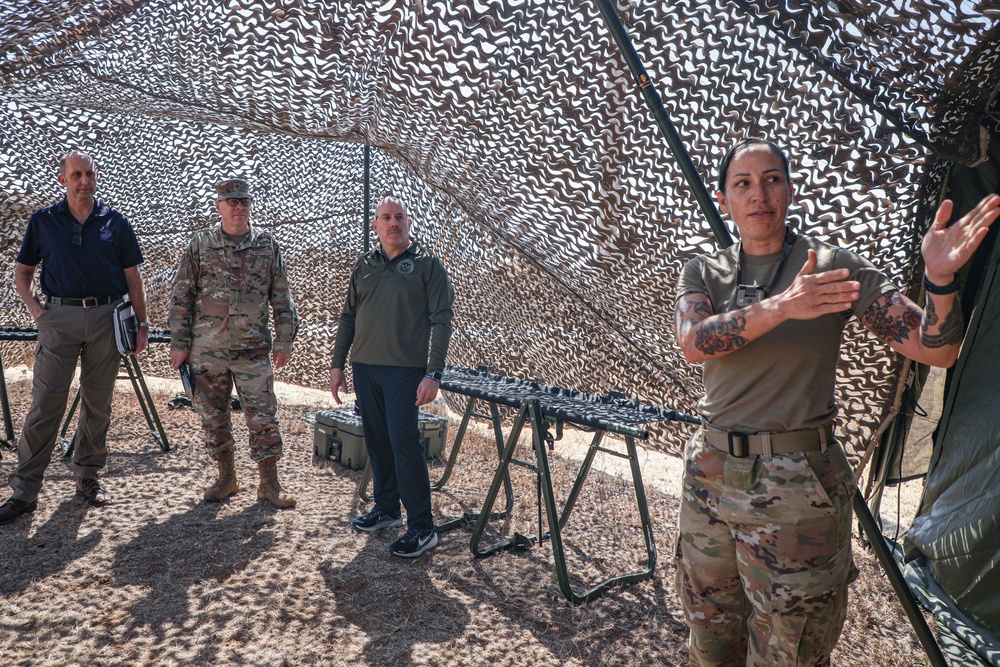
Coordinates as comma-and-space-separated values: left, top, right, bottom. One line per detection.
138, 321, 151, 328
923, 273, 960, 295
424, 371, 442, 382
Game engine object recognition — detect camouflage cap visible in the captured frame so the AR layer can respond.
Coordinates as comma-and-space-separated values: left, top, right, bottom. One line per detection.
215, 178, 252, 200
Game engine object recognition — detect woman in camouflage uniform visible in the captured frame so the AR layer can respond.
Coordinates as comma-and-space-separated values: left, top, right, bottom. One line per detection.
672, 138, 999, 666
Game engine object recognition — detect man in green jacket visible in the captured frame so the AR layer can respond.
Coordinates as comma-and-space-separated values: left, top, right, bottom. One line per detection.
330, 196, 454, 558
168, 178, 299, 508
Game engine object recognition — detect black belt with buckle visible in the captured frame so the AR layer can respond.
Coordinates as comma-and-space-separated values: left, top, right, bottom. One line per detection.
46, 295, 121, 308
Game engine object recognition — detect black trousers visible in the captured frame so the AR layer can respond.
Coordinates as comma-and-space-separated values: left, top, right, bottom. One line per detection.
352, 363, 433, 532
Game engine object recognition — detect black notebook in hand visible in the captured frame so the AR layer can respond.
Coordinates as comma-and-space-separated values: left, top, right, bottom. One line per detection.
112, 300, 138, 356
178, 362, 194, 400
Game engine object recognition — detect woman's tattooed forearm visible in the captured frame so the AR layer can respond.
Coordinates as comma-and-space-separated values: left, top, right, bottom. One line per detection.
676, 297, 748, 356
862, 291, 922, 343
863, 290, 965, 348
694, 312, 748, 355
922, 294, 964, 348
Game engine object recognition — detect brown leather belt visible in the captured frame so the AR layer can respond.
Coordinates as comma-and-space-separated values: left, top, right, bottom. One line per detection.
47, 295, 121, 308
702, 423, 834, 459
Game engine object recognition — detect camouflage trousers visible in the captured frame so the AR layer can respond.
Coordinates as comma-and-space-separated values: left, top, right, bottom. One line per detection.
673, 429, 858, 667
189, 346, 283, 462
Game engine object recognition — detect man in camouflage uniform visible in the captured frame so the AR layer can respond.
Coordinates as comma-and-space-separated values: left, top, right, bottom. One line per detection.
168, 178, 299, 508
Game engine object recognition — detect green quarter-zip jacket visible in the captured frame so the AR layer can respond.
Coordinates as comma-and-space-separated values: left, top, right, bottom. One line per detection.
168, 224, 299, 354
331, 239, 454, 373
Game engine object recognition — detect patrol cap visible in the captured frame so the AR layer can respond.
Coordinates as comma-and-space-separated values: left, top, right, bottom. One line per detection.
215, 178, 253, 201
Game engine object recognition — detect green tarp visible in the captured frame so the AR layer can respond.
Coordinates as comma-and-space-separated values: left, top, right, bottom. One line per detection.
904, 179, 1000, 665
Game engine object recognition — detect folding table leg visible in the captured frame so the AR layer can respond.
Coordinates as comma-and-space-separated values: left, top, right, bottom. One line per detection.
0, 354, 17, 455
122, 355, 170, 452
470, 400, 533, 555
472, 399, 658, 604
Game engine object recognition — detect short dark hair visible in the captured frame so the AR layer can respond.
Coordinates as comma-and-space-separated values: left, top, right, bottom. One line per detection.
716, 138, 790, 191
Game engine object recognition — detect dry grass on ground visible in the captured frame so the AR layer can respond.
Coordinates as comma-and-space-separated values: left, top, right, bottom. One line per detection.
0, 365, 937, 666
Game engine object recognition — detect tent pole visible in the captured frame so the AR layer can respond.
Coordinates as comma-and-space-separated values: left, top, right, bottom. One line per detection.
363, 143, 371, 253
593, 0, 732, 248
853, 490, 948, 667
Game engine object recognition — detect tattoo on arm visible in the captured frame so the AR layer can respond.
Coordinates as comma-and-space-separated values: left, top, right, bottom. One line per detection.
861, 291, 922, 344
694, 312, 748, 355
923, 296, 938, 327
922, 295, 964, 348
675, 298, 713, 336
676, 296, 748, 356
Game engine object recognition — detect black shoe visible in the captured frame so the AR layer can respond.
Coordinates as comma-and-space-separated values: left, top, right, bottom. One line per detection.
351, 506, 403, 533
389, 528, 438, 558
76, 478, 111, 507
0, 497, 37, 525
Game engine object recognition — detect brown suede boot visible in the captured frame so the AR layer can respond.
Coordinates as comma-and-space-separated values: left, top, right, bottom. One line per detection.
257, 456, 296, 508
203, 449, 239, 502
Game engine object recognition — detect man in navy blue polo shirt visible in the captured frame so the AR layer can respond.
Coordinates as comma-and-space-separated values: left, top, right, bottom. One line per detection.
0, 150, 148, 525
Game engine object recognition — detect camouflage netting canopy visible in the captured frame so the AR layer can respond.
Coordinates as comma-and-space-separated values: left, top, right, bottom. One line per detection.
2, 0, 1000, 457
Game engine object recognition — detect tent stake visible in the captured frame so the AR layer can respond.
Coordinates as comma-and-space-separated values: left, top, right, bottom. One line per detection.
853, 489, 948, 667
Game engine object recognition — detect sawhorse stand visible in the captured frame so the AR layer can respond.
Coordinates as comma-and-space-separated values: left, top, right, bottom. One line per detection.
59, 353, 170, 456
357, 364, 699, 605
0, 326, 171, 458
0, 352, 16, 459
470, 398, 660, 604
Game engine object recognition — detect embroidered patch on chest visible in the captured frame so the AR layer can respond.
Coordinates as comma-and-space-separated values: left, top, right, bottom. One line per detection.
396, 259, 414, 275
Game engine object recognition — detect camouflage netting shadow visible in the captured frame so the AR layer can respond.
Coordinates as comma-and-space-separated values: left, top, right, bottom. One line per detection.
2, 1, 999, 457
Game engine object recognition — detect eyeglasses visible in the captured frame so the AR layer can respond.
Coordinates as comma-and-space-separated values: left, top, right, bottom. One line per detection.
221, 197, 251, 208
72, 222, 83, 246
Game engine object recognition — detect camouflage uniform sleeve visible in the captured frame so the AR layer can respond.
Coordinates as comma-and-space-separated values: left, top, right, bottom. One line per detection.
425, 256, 455, 374
167, 239, 198, 353
269, 239, 299, 355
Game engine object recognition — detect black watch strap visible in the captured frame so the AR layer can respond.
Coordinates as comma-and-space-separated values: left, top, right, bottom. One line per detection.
923, 273, 960, 295
424, 371, 442, 382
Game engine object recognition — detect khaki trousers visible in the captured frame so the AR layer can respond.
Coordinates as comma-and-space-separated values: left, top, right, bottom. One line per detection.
8, 301, 121, 502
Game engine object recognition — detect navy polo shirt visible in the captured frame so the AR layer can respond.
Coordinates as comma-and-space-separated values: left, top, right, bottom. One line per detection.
16, 198, 144, 298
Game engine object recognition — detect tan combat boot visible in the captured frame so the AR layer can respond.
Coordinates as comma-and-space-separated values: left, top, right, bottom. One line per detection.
203, 449, 239, 502
257, 456, 296, 508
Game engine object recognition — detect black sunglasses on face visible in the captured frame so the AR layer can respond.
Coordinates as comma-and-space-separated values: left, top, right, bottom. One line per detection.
72, 222, 83, 246
222, 198, 251, 208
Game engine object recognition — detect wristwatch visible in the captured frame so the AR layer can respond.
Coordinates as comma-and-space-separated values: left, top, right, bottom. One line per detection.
922, 273, 960, 295
424, 371, 442, 382
138, 322, 151, 328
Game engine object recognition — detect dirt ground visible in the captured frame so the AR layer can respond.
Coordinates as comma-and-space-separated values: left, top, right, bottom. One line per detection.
0, 363, 937, 666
